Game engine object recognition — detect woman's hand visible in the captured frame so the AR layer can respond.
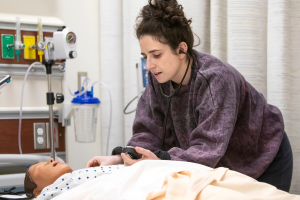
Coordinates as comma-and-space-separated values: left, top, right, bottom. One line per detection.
85, 155, 123, 168
121, 147, 160, 166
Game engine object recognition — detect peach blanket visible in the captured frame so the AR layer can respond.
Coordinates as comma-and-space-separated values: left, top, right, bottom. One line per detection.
147, 167, 300, 200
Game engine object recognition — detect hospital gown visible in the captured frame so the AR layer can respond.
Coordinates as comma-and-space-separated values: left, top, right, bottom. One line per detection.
127, 49, 284, 179
36, 165, 125, 200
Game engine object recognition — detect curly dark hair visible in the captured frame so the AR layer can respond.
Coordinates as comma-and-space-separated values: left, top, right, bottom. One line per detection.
135, 0, 200, 59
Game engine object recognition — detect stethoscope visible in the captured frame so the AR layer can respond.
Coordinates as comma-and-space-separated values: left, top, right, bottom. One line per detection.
159, 50, 191, 149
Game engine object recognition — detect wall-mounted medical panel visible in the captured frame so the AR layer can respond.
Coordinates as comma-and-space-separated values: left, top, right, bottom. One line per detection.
0, 14, 65, 77
1, 34, 14, 59
23, 35, 36, 60
0, 29, 62, 65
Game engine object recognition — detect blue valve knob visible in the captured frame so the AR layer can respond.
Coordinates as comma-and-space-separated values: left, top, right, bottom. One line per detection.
15, 50, 21, 62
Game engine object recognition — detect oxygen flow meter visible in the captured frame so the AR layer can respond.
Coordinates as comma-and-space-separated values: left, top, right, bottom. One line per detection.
52, 28, 77, 60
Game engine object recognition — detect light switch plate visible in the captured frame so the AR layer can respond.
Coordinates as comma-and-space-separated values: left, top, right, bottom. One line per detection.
34, 123, 47, 149
46, 122, 59, 149
78, 72, 88, 91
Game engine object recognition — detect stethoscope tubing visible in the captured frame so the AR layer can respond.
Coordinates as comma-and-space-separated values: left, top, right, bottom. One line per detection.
159, 51, 191, 149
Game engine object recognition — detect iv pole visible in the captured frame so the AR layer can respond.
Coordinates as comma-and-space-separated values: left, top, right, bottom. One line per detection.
43, 58, 64, 159
41, 24, 73, 160
38, 18, 57, 159
44, 60, 56, 159
38, 17, 65, 160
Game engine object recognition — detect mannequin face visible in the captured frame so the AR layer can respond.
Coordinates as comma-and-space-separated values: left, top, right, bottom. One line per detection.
28, 158, 73, 197
139, 35, 190, 85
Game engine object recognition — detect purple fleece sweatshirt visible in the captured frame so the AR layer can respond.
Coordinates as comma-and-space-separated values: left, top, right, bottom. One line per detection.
127, 50, 284, 179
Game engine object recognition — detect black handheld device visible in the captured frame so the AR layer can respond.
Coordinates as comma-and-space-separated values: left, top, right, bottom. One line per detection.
122, 146, 142, 159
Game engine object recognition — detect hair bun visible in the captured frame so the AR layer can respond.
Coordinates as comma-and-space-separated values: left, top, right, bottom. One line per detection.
148, 0, 191, 27
135, 0, 199, 59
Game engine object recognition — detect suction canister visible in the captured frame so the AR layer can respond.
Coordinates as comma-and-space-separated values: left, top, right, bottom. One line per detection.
71, 87, 100, 143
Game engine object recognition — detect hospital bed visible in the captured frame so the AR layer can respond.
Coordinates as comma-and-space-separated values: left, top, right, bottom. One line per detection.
47, 160, 299, 200
1, 159, 298, 200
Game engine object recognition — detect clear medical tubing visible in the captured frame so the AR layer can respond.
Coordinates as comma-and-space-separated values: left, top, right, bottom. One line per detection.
16, 17, 21, 42
68, 78, 113, 156
18, 62, 60, 160
18, 62, 45, 154
91, 80, 112, 156
37, 18, 43, 43
67, 77, 90, 97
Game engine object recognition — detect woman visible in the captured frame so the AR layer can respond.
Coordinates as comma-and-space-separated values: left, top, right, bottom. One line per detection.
86, 0, 293, 192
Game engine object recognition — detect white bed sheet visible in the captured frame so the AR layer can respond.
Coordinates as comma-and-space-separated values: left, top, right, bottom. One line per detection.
52, 160, 212, 200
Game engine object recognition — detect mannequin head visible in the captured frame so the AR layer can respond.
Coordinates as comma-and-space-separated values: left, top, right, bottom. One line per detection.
24, 158, 73, 198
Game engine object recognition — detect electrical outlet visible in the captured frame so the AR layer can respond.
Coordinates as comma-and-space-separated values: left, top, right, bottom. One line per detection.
34, 123, 47, 149
46, 122, 59, 149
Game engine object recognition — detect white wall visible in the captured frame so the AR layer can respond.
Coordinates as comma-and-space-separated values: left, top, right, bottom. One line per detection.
99, 0, 124, 155
0, 0, 56, 17
122, 0, 148, 144
0, 0, 102, 170
54, 0, 101, 170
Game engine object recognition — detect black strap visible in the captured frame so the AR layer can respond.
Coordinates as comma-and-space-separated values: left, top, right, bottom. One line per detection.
0, 197, 31, 200
0, 187, 32, 199
154, 150, 171, 160
0, 196, 31, 200
111, 146, 123, 155
112, 146, 171, 160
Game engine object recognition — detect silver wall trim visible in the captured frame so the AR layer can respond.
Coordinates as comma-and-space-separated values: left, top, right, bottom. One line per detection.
0, 21, 63, 32
0, 110, 59, 119
0, 64, 64, 77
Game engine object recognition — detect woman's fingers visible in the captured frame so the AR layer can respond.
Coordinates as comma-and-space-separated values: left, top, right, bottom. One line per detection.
135, 147, 151, 157
85, 147, 159, 168
121, 153, 131, 166
85, 159, 93, 168
120, 147, 160, 166
135, 147, 160, 160
121, 153, 138, 166
85, 157, 100, 168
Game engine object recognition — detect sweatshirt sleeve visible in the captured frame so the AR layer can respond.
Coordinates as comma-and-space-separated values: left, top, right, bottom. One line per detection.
168, 59, 240, 168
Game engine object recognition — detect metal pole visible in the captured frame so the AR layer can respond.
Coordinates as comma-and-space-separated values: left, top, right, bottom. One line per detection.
47, 74, 55, 159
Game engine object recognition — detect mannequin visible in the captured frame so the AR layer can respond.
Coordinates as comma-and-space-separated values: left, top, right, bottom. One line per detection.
24, 158, 124, 199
